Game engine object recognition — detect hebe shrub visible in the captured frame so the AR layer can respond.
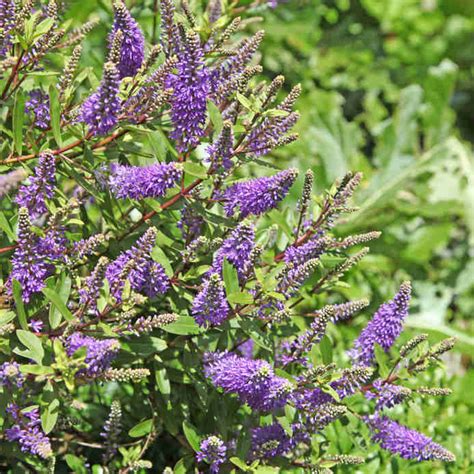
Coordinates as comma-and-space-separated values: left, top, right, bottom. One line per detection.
0, 1, 457, 472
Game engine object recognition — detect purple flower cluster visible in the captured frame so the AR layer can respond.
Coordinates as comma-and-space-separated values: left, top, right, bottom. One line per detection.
0, 361, 25, 388
168, 31, 210, 152
250, 423, 293, 459
192, 273, 229, 327
204, 351, 293, 411
196, 436, 227, 473
25, 90, 50, 129
5, 405, 52, 458
366, 416, 455, 462
366, 380, 411, 410
109, 0, 145, 78
349, 282, 412, 366
16, 152, 56, 218
0, 0, 15, 56
108, 162, 182, 200
223, 168, 298, 218
284, 235, 327, 267
210, 222, 255, 280
106, 227, 170, 301
177, 202, 204, 240
206, 122, 234, 172
81, 61, 121, 135
66, 333, 120, 377
9, 208, 66, 302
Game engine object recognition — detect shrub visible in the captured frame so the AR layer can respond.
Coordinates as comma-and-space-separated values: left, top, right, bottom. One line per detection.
0, 1, 458, 472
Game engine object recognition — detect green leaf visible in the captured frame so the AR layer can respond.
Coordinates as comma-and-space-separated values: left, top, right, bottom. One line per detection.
155, 367, 171, 395
227, 291, 254, 305
20, 365, 54, 375
41, 398, 60, 434
12, 279, 28, 330
0, 212, 15, 241
152, 246, 173, 276
49, 276, 72, 329
223, 258, 239, 297
207, 99, 223, 133
183, 162, 207, 178
319, 335, 333, 365
15, 330, 44, 364
65, 455, 87, 474
49, 84, 62, 146
42, 287, 74, 322
235, 92, 253, 110
128, 419, 153, 438
230, 457, 250, 471
13, 92, 25, 155
182, 421, 201, 451
0, 310, 16, 326
161, 316, 201, 335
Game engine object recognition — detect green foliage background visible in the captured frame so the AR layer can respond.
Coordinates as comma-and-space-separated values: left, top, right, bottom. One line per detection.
4, 0, 473, 471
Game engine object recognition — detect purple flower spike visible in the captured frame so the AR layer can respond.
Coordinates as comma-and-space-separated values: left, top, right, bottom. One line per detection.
210, 221, 255, 280
109, 162, 182, 200
110, 1, 145, 78
81, 61, 121, 136
25, 90, 50, 129
192, 273, 230, 327
168, 30, 210, 152
349, 282, 412, 366
66, 333, 120, 378
5, 405, 52, 458
250, 423, 293, 459
16, 152, 56, 218
196, 436, 227, 474
204, 351, 293, 411
366, 415, 455, 462
223, 168, 298, 218
0, 362, 25, 388
106, 227, 170, 301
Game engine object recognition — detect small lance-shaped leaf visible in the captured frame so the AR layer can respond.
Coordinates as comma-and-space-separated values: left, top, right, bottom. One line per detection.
0, 212, 16, 241
49, 84, 62, 146
374, 343, 390, 378
184, 161, 208, 179
128, 419, 153, 438
230, 457, 251, 472
223, 258, 239, 297
48, 276, 72, 329
161, 316, 201, 335
182, 421, 201, 452
155, 367, 171, 395
41, 398, 60, 434
42, 287, 74, 322
12, 279, 28, 330
13, 91, 25, 155
15, 330, 45, 364
320, 335, 333, 365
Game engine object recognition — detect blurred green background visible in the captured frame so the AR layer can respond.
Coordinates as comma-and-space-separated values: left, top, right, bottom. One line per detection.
60, 0, 474, 471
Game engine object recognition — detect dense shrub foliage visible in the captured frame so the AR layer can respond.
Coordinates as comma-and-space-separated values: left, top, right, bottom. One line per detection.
0, 1, 469, 472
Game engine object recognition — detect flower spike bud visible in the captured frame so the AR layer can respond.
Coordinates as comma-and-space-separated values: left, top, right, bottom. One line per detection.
0, 168, 26, 197
278, 83, 302, 112
73, 234, 105, 259
208, 0, 222, 24
207, 121, 234, 172
416, 387, 452, 396
60, 19, 98, 47
365, 379, 411, 410
132, 313, 179, 334
330, 298, 370, 323
137, 44, 162, 76
101, 400, 122, 463
58, 44, 82, 99
428, 337, 457, 358
262, 74, 285, 109
160, 0, 180, 55
107, 28, 124, 64
181, 0, 196, 27
336, 231, 382, 249
334, 171, 362, 207
103, 368, 150, 382
324, 455, 364, 465
399, 333, 428, 357
331, 247, 369, 280
213, 16, 241, 49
